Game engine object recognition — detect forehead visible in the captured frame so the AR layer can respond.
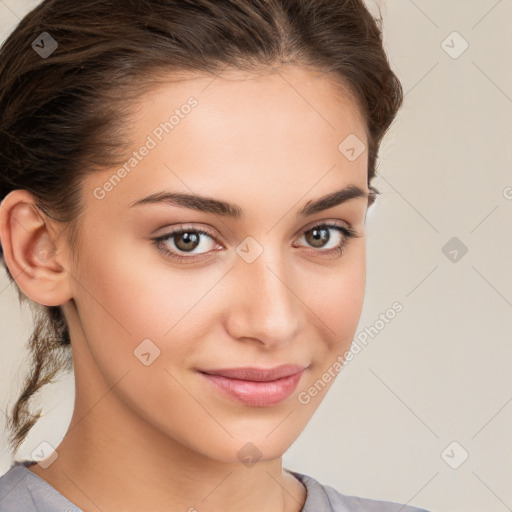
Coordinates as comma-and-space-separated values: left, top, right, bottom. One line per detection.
137, 65, 367, 141
83, 65, 368, 216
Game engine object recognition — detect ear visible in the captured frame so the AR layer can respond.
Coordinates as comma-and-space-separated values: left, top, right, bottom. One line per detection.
0, 189, 73, 307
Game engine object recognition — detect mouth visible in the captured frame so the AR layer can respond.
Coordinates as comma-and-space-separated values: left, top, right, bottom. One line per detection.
197, 364, 308, 407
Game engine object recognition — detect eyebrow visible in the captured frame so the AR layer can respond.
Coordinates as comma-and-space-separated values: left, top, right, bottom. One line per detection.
129, 184, 369, 218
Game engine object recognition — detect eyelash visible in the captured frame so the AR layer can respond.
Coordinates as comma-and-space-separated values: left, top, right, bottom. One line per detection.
151, 222, 360, 263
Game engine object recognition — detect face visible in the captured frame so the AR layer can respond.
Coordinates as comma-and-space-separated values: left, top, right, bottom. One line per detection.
64, 65, 370, 464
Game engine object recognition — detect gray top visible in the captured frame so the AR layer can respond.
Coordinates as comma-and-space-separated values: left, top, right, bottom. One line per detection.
0, 460, 433, 511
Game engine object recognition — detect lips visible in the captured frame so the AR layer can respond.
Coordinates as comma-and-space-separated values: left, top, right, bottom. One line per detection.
199, 364, 306, 381
197, 364, 307, 406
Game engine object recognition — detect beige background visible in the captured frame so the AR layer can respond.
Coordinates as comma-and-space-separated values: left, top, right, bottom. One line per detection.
1, 1, 511, 511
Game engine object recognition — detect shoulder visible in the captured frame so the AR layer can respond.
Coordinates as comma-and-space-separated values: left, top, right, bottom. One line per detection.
0, 460, 81, 512
290, 470, 434, 512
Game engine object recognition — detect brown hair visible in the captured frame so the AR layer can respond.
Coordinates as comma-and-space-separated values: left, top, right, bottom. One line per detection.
0, 0, 403, 455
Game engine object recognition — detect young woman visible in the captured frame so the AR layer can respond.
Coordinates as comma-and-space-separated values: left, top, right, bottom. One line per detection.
0, 0, 432, 510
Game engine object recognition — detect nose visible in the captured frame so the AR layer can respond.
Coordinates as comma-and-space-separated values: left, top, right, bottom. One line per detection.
224, 244, 301, 348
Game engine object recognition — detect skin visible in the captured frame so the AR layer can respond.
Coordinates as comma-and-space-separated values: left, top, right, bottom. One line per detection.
0, 64, 372, 512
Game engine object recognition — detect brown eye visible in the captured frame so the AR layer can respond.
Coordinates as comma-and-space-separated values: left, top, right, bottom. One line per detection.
304, 226, 331, 248
293, 222, 359, 258
152, 226, 220, 263
173, 231, 201, 252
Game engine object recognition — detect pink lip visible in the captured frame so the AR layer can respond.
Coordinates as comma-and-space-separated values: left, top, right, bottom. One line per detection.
197, 364, 307, 406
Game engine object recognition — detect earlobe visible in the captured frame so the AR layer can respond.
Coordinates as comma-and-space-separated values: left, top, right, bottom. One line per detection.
0, 189, 73, 307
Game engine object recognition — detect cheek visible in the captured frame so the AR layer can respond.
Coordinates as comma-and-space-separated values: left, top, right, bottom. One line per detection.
70, 237, 226, 371
305, 244, 366, 350
329, 265, 365, 333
